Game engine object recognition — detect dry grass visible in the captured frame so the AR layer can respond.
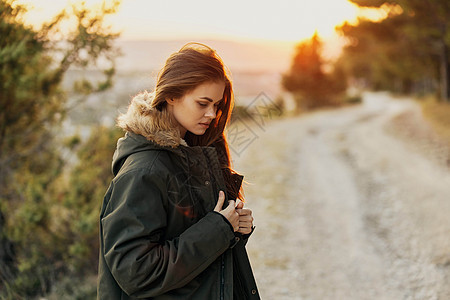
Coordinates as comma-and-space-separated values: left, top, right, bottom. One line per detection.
420, 98, 450, 146
385, 98, 450, 167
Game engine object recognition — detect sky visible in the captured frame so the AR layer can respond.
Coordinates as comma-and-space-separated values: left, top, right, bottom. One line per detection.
16, 0, 375, 43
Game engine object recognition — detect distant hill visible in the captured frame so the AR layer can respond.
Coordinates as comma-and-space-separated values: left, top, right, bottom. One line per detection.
114, 38, 296, 73
63, 37, 343, 133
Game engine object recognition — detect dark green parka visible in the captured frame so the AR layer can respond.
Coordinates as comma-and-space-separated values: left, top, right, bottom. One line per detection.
97, 123, 260, 299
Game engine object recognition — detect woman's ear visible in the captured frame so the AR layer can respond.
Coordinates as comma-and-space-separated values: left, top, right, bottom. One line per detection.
166, 98, 176, 106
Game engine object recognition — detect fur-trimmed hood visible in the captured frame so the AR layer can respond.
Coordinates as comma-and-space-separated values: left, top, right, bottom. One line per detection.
112, 91, 188, 175
117, 91, 187, 148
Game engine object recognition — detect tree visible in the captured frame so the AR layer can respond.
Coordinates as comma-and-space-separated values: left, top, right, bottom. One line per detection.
338, 0, 450, 100
0, 0, 120, 297
59, 126, 122, 275
282, 32, 347, 111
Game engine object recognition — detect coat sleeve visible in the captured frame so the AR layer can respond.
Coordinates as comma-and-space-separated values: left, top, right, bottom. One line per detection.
101, 169, 235, 298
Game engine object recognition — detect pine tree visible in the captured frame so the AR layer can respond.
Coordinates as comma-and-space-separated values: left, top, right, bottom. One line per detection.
340, 0, 450, 100
282, 32, 347, 110
0, 0, 120, 297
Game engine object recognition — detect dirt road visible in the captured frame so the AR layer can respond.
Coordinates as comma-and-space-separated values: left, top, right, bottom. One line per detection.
231, 92, 450, 299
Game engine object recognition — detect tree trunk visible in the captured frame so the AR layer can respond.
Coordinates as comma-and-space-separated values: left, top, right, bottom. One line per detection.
440, 40, 450, 101
0, 209, 16, 288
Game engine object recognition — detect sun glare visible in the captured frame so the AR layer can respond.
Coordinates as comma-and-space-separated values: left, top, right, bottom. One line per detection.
16, 0, 365, 43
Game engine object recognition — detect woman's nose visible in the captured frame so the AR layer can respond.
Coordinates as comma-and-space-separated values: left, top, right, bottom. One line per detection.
205, 106, 216, 119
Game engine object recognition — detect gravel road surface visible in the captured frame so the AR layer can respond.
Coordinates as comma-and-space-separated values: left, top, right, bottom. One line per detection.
231, 92, 450, 300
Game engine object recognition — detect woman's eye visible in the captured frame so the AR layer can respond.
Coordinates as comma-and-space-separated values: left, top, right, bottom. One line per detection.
198, 102, 208, 107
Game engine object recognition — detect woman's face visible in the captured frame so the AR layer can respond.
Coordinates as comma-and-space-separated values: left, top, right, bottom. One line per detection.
167, 81, 225, 138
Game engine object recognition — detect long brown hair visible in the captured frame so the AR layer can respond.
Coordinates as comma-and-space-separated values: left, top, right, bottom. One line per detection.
147, 42, 243, 200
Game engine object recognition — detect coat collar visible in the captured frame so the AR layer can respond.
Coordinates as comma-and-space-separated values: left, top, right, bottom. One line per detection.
117, 91, 188, 148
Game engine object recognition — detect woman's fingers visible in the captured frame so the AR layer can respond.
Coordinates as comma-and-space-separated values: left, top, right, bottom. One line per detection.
237, 225, 252, 234
225, 200, 236, 213
223, 200, 240, 231
236, 207, 252, 215
238, 218, 253, 227
214, 193, 254, 233
238, 216, 253, 223
237, 207, 253, 234
214, 193, 240, 231
213, 191, 225, 212
235, 201, 244, 210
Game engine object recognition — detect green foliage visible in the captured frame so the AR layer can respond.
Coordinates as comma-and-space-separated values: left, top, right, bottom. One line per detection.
345, 94, 363, 104
341, 0, 450, 100
282, 33, 347, 111
44, 275, 98, 300
62, 126, 122, 273
230, 104, 251, 122
0, 0, 121, 298
2, 125, 122, 298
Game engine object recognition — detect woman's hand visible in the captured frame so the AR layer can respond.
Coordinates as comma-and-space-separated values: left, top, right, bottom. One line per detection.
235, 202, 254, 235
214, 191, 240, 232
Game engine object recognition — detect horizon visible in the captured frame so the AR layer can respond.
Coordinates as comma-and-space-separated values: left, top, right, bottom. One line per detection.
112, 36, 345, 74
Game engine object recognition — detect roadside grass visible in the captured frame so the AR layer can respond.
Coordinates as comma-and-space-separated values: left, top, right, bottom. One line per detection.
231, 117, 301, 275
420, 98, 450, 147
417, 98, 450, 269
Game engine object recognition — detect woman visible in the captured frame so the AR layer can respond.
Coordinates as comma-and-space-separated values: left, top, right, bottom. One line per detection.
97, 43, 260, 299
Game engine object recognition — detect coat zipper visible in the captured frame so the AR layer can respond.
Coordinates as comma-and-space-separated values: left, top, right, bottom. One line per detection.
220, 254, 225, 300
